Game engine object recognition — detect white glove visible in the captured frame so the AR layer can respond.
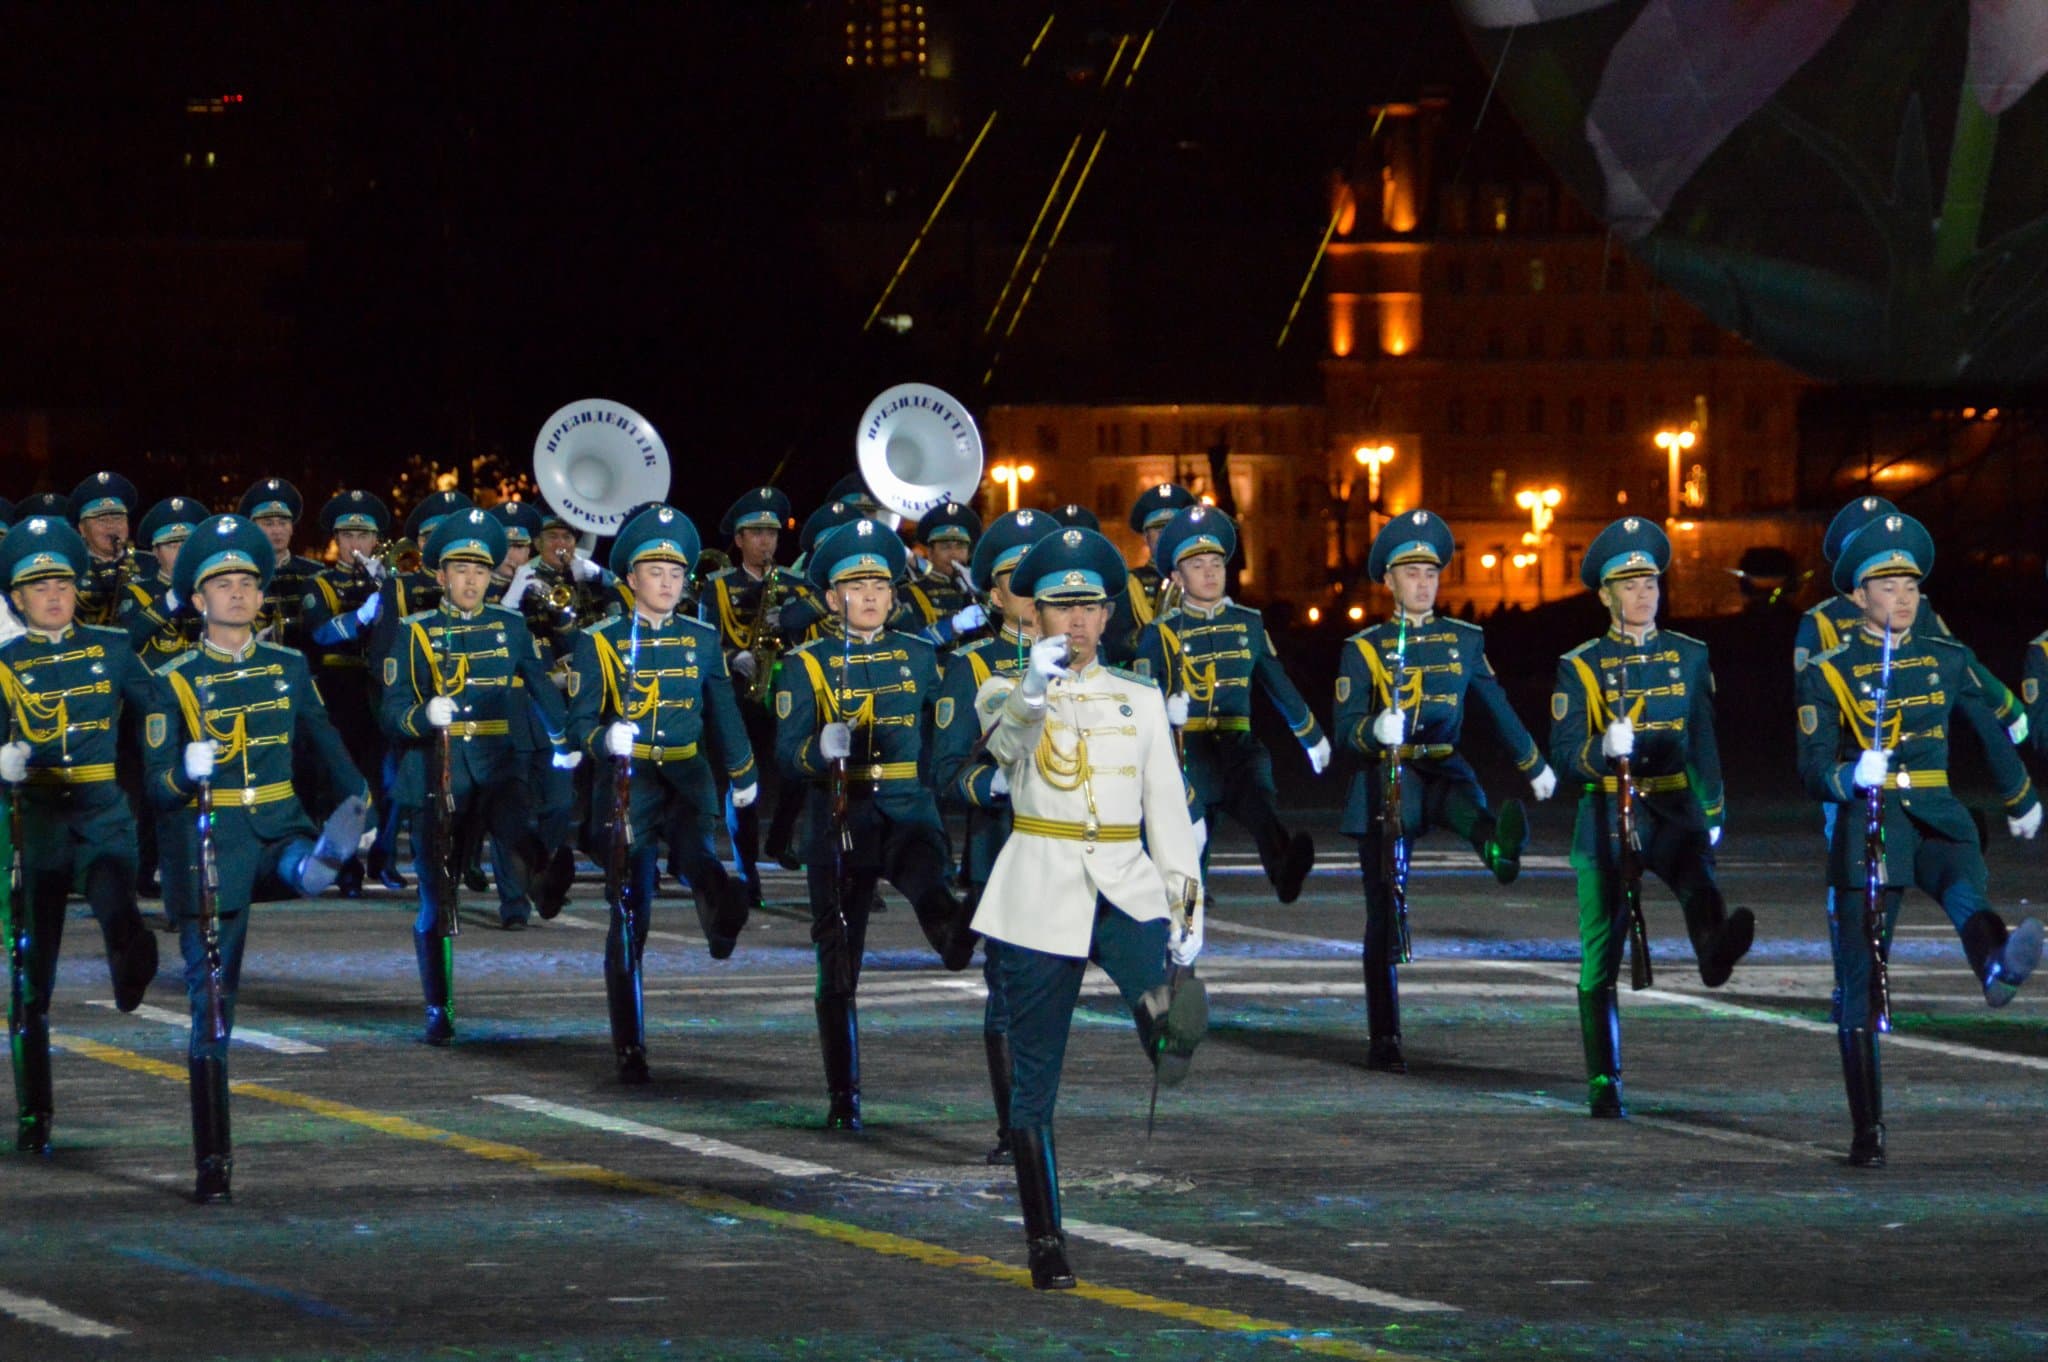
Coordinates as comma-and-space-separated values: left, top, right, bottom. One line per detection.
605, 721, 638, 758
949, 602, 987, 635
425, 696, 456, 729
551, 749, 583, 771
1373, 708, 1405, 747
1306, 736, 1331, 775
1530, 765, 1557, 801
731, 650, 758, 681
1602, 718, 1634, 759
163, 589, 180, 616
1853, 747, 1890, 790
1021, 634, 1070, 700
2009, 804, 2042, 840
1709, 824, 1723, 847
569, 552, 604, 583
989, 767, 1010, 797
361, 553, 387, 582
1190, 817, 1207, 852
2010, 713, 2030, 746
353, 591, 382, 627
1165, 693, 1190, 727
732, 782, 759, 809
501, 562, 535, 609
0, 741, 29, 785
819, 721, 852, 761
1168, 878, 1204, 968
183, 741, 215, 782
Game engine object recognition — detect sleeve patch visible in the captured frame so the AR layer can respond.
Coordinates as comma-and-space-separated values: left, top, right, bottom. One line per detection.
146, 714, 168, 749
935, 697, 955, 730
1134, 658, 1151, 677
566, 669, 581, 698
383, 656, 398, 687
1551, 692, 1568, 722
1335, 676, 1351, 704
1793, 646, 1810, 672
1798, 704, 1818, 735
776, 689, 792, 721
2027, 678, 2040, 705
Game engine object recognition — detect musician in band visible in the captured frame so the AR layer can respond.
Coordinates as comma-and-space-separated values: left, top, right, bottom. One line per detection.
930, 508, 1057, 1164
1111, 482, 1195, 660
567, 506, 757, 1083
0, 516, 163, 1158
775, 499, 865, 641
897, 501, 988, 653
119, 496, 209, 899
1337, 511, 1557, 1073
1550, 516, 1753, 1119
237, 479, 327, 651
1135, 506, 1327, 902
380, 509, 576, 1038
773, 518, 976, 1131
67, 472, 149, 629
1795, 511, 2042, 1166
488, 501, 543, 603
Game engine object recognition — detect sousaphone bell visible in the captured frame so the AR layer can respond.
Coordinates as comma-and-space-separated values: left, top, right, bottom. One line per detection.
532, 398, 673, 549
855, 383, 984, 525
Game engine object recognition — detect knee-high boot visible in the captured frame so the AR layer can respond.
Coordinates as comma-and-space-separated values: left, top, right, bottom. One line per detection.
188, 1055, 233, 1203
815, 996, 861, 1131
414, 928, 454, 1046
605, 953, 648, 1083
1839, 1028, 1884, 1168
1577, 986, 1625, 1118
983, 1031, 1014, 1164
1010, 1125, 1075, 1289
14, 1015, 53, 1156
1363, 954, 1405, 1073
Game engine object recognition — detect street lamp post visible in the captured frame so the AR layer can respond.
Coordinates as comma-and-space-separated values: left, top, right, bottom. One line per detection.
1654, 427, 1697, 523
990, 461, 1036, 513
1514, 486, 1563, 604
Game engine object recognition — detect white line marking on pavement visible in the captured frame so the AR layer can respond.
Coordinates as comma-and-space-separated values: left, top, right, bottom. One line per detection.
1041, 1218, 1459, 1314
1204, 918, 1358, 948
481, 1094, 839, 1179
85, 1001, 324, 1054
550, 913, 701, 946
0, 1288, 127, 1339
1489, 1091, 1833, 1160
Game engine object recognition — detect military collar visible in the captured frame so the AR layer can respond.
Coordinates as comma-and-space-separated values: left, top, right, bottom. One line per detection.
25, 624, 77, 644
1858, 624, 1911, 649
998, 623, 1033, 647
633, 608, 676, 630
1072, 658, 1106, 680
1181, 595, 1231, 620
849, 625, 885, 644
273, 547, 293, 568
1391, 610, 1436, 628
202, 634, 259, 663
87, 547, 124, 566
439, 601, 488, 622
739, 562, 773, 583
1606, 624, 1659, 646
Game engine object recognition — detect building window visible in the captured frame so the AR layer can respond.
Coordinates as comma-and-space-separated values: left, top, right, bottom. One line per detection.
1446, 397, 1466, 434
1526, 397, 1546, 434
1489, 468, 1508, 505
1035, 424, 1059, 455
1096, 423, 1122, 454
1526, 324, 1545, 358
1648, 325, 1668, 356
1528, 258, 1546, 293
1566, 396, 1587, 434
1609, 321, 1628, 357
1484, 399, 1506, 435
1690, 324, 1719, 357
1607, 395, 1626, 434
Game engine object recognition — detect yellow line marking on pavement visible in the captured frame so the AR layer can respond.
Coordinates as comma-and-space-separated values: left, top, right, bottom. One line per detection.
50, 1034, 1435, 1362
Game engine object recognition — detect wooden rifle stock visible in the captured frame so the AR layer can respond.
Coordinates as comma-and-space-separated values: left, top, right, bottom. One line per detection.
195, 778, 229, 1043
1616, 753, 1651, 990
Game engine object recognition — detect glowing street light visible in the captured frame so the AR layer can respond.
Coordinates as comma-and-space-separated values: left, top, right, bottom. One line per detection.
1352, 443, 1395, 506
989, 461, 1036, 512
1514, 485, 1562, 544
1654, 427, 1697, 523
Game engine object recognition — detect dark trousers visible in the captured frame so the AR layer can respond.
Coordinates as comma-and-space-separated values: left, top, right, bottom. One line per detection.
604, 756, 732, 971
173, 832, 313, 1063
1830, 824, 1997, 1031
413, 761, 540, 931
1184, 730, 1290, 883
803, 790, 949, 999
19, 797, 149, 1017
1570, 796, 1723, 992
1358, 763, 1497, 955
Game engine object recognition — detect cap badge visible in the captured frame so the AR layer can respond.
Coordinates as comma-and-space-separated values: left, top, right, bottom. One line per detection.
658, 508, 674, 523
1062, 529, 1083, 546
1884, 514, 1902, 531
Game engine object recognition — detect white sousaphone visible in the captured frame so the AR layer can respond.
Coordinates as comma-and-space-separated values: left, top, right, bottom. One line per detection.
855, 383, 984, 525
532, 397, 673, 548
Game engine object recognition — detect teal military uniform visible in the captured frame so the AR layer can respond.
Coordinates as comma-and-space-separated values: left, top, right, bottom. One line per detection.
931, 507, 1058, 1164
2027, 623, 2048, 763
565, 506, 756, 1082
1338, 510, 1549, 1071
899, 501, 986, 652
145, 514, 368, 1201
1549, 516, 1754, 1118
0, 516, 163, 1156
66, 472, 150, 629
301, 491, 396, 894
778, 499, 866, 640
121, 497, 207, 666
1796, 511, 2043, 1165
1111, 483, 1194, 662
487, 501, 543, 605
1134, 505, 1322, 901
378, 508, 571, 1040
238, 479, 327, 650
773, 517, 972, 1131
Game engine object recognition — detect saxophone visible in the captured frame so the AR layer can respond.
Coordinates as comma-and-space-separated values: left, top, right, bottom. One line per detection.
741, 575, 787, 707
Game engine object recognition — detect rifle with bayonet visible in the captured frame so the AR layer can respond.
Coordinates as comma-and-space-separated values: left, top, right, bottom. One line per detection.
1382, 617, 1412, 963
1864, 624, 1895, 1032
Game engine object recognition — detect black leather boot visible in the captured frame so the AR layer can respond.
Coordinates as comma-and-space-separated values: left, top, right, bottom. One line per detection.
815, 996, 861, 1131
1275, 831, 1315, 905
15, 1016, 53, 1156
414, 928, 454, 1046
692, 866, 749, 961
1485, 799, 1528, 885
109, 917, 160, 1014
606, 960, 649, 1084
189, 1056, 233, 1203
983, 1031, 1015, 1164
1363, 955, 1406, 1073
913, 886, 977, 972
1011, 1125, 1075, 1289
1578, 986, 1626, 1118
1839, 1027, 1885, 1168
1686, 884, 1755, 989
1966, 911, 2043, 1008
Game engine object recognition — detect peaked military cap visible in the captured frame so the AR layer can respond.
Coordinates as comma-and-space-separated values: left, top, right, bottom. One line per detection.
319, 490, 393, 538
610, 505, 702, 577
1581, 516, 1671, 590
1128, 482, 1196, 534
173, 515, 277, 600
1367, 508, 1456, 580
489, 500, 544, 545
809, 517, 908, 590
1833, 511, 1935, 594
238, 478, 304, 521
827, 472, 882, 513
138, 496, 208, 548
800, 499, 864, 555
424, 506, 507, 570
68, 472, 138, 524
404, 490, 474, 542
721, 487, 792, 539
1823, 495, 1898, 564
1049, 503, 1100, 531
917, 501, 981, 548
971, 508, 1059, 587
1013, 526, 1130, 603
17, 492, 71, 522
0, 515, 90, 587
1155, 504, 1237, 569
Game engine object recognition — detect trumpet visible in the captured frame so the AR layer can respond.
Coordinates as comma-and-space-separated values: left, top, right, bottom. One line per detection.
380, 538, 424, 575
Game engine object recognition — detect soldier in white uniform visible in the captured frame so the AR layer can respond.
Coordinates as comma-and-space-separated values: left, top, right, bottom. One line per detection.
970, 526, 1207, 1290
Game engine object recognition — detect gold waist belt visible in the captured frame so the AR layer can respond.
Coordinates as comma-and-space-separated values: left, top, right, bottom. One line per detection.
1592, 772, 1691, 795
1883, 770, 1948, 790
1389, 743, 1455, 761
448, 720, 510, 740
1182, 716, 1251, 733
25, 763, 118, 786
630, 741, 699, 763
1011, 814, 1141, 843
846, 761, 920, 783
188, 779, 297, 810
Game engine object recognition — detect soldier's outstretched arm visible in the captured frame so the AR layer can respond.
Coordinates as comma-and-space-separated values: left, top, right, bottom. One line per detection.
507, 617, 570, 743
563, 631, 606, 760
1686, 651, 1726, 832
775, 650, 825, 782
1467, 640, 1545, 775
1951, 649, 2039, 820
292, 655, 368, 801
934, 658, 1001, 808
377, 624, 433, 743
700, 634, 757, 789
1795, 662, 1858, 804
1252, 624, 1325, 750
1928, 604, 2024, 728
1549, 655, 1600, 783
1334, 635, 1379, 756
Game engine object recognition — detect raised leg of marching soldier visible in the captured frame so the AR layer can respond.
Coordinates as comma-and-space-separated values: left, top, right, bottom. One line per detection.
410, 762, 547, 1030
1183, 730, 1314, 900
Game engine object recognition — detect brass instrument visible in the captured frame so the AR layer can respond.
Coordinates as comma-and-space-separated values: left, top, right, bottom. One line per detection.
740, 576, 788, 706
380, 538, 423, 575
1155, 578, 1183, 620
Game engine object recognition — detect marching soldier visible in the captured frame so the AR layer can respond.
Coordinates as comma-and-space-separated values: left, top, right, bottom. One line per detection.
773, 518, 977, 1130
67, 473, 148, 628
1049, 504, 1099, 530
523, 507, 622, 643
1135, 506, 1327, 902
145, 513, 370, 1202
1550, 517, 1755, 1118
897, 501, 988, 653
931, 508, 1057, 1163
968, 525, 1207, 1289
237, 479, 327, 649
566, 506, 756, 1082
121, 497, 208, 666
1114, 482, 1195, 657
486, 499, 577, 902
0, 516, 163, 1157
302, 491, 396, 897
701, 488, 812, 903
1337, 511, 1558, 1072
778, 499, 866, 639
1796, 511, 2042, 1166
380, 508, 576, 1041
488, 501, 543, 603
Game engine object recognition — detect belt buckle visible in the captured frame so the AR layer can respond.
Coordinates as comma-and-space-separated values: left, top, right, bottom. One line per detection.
1082, 816, 1099, 848
461, 721, 478, 739
651, 745, 664, 762
242, 787, 257, 808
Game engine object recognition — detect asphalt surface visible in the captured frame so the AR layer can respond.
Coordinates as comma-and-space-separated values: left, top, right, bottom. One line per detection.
6, 796, 2047, 1361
